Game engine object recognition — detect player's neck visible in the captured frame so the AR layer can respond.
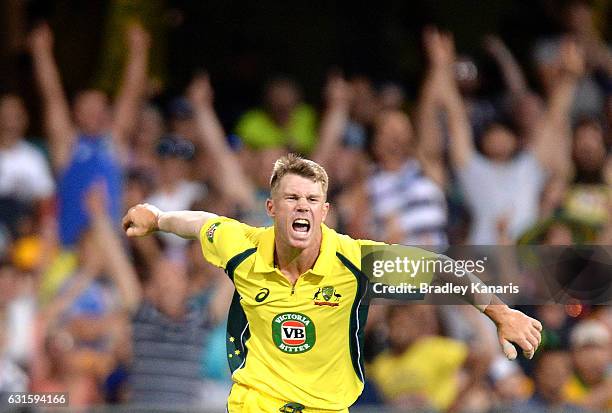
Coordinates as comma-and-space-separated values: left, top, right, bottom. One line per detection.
274, 238, 321, 283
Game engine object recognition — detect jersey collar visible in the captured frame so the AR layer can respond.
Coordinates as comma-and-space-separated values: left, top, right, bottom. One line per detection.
253, 224, 336, 277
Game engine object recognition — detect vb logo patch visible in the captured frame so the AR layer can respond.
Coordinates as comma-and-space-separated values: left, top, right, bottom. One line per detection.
272, 312, 316, 353
206, 222, 220, 242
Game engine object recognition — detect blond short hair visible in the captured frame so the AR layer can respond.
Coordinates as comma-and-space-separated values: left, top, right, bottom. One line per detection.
270, 153, 329, 196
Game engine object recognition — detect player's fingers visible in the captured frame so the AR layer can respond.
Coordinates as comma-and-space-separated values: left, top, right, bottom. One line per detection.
531, 327, 542, 346
523, 348, 535, 360
532, 319, 543, 332
500, 338, 517, 360
122, 215, 132, 231
126, 227, 142, 237
526, 333, 539, 353
516, 337, 534, 358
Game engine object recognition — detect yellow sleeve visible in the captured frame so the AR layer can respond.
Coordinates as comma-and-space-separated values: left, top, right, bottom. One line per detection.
199, 217, 258, 270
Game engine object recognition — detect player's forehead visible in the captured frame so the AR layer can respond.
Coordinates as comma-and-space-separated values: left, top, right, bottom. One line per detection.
277, 173, 324, 196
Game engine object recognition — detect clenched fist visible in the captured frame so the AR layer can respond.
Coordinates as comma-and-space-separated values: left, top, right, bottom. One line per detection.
122, 203, 161, 237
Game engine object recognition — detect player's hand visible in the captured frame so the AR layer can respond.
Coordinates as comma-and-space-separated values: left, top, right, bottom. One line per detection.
122, 203, 161, 237
486, 305, 542, 360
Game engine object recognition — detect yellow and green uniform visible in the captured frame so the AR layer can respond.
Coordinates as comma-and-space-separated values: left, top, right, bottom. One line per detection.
199, 217, 379, 412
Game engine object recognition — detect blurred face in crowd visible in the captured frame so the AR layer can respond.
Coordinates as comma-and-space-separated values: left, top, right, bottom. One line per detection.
572, 343, 610, 385
156, 137, 196, 186
351, 77, 379, 125
534, 351, 571, 402
573, 121, 606, 174
265, 79, 300, 125
0, 95, 28, 143
136, 106, 164, 147
150, 258, 189, 318
171, 117, 197, 141
387, 305, 438, 353
267, 173, 329, 250
373, 111, 413, 169
481, 123, 518, 162
73, 89, 111, 136
328, 148, 369, 188
378, 83, 405, 112
564, 1, 593, 34
159, 156, 190, 185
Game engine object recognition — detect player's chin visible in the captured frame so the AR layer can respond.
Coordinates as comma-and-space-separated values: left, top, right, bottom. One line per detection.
287, 230, 312, 249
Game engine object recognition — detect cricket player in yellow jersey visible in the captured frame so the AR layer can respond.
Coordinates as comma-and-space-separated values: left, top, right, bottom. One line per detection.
122, 154, 543, 413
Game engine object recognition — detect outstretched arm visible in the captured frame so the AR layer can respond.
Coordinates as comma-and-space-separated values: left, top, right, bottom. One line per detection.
311, 72, 352, 167
529, 38, 583, 178
483, 35, 529, 97
187, 74, 255, 207
122, 203, 217, 240
87, 186, 142, 313
112, 23, 151, 160
29, 23, 75, 172
416, 27, 452, 186
431, 29, 476, 170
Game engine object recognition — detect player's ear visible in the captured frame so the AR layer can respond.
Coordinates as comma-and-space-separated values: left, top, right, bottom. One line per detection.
266, 198, 275, 217
322, 202, 330, 222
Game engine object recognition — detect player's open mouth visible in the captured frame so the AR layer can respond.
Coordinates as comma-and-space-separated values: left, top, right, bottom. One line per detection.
292, 218, 311, 233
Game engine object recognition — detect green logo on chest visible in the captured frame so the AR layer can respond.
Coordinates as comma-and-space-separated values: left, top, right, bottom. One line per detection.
272, 312, 316, 354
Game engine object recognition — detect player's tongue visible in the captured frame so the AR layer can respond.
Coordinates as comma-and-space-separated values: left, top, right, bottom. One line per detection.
292, 218, 310, 233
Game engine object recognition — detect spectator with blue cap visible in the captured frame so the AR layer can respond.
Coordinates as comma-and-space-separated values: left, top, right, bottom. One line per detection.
145, 135, 206, 258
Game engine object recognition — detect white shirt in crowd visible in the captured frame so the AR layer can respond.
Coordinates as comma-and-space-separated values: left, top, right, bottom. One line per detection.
0, 141, 55, 202
457, 151, 546, 244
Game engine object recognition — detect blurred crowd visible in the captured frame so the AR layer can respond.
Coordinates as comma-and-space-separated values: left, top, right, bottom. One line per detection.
0, 0, 611, 412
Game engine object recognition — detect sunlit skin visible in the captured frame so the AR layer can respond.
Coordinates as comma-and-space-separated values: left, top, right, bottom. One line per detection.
266, 174, 329, 282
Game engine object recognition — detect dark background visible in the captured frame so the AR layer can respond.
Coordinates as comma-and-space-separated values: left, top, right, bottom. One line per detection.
1, 0, 610, 132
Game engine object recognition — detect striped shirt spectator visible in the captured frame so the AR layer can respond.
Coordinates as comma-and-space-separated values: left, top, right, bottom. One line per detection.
368, 159, 447, 246
130, 298, 210, 406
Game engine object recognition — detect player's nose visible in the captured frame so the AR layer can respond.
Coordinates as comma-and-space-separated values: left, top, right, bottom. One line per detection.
296, 197, 310, 212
